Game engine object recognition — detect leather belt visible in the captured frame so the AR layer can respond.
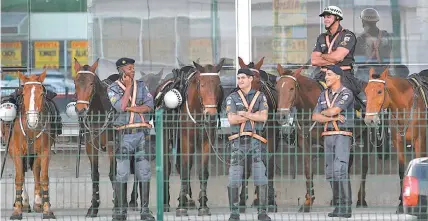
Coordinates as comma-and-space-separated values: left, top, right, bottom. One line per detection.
121, 128, 146, 135
325, 127, 352, 132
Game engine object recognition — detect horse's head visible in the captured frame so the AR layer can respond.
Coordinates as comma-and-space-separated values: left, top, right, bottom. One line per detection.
192, 58, 225, 122
73, 58, 100, 115
364, 67, 389, 126
18, 70, 47, 129
275, 64, 304, 125
238, 56, 264, 90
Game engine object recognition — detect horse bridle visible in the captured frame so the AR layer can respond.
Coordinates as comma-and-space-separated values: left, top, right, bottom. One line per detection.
19, 81, 48, 139
365, 79, 388, 117
277, 75, 299, 113
75, 70, 97, 109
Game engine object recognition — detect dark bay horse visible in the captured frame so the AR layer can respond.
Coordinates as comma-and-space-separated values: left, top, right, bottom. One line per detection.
8, 71, 57, 219
275, 64, 379, 212
236, 57, 279, 212
155, 59, 225, 216
364, 67, 427, 213
73, 58, 139, 217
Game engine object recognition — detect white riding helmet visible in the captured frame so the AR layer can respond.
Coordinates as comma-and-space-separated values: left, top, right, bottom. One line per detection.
163, 89, 182, 109
319, 6, 343, 20
65, 102, 78, 119
0, 102, 17, 122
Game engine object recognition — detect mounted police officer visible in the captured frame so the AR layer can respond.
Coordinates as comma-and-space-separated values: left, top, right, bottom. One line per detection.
312, 65, 354, 218
107, 57, 155, 221
312, 6, 366, 111
225, 68, 271, 221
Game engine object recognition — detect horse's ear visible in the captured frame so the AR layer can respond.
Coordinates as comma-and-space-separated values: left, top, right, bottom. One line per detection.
74, 57, 81, 73
140, 71, 146, 76
277, 64, 285, 75
89, 58, 99, 73
18, 72, 27, 82
295, 66, 304, 76
38, 70, 47, 82
215, 58, 225, 72
193, 61, 204, 72
381, 67, 389, 79
238, 57, 247, 68
196, 58, 200, 64
369, 67, 376, 78
158, 68, 164, 76
177, 57, 185, 68
254, 57, 265, 70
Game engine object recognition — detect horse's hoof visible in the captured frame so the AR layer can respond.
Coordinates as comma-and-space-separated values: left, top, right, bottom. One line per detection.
128, 200, 139, 211
43, 212, 56, 219
85, 208, 98, 217
10, 213, 23, 220
164, 204, 171, 212
197, 207, 211, 216
396, 205, 404, 214
267, 204, 278, 213
186, 199, 197, 209
176, 208, 188, 216
33, 203, 43, 213
356, 200, 368, 208
298, 205, 311, 213
22, 204, 32, 213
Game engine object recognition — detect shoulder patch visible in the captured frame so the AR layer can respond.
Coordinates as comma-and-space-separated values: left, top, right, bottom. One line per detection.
342, 94, 349, 101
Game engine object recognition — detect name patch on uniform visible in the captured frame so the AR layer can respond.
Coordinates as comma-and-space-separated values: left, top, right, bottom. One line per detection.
344, 37, 350, 42
342, 94, 349, 101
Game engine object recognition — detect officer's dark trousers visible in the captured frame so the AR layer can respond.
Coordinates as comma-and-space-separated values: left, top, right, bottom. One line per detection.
228, 137, 269, 215
324, 135, 352, 210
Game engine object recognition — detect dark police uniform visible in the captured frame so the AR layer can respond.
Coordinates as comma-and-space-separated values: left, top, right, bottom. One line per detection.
225, 68, 271, 221
313, 25, 365, 105
313, 65, 354, 217
107, 57, 155, 221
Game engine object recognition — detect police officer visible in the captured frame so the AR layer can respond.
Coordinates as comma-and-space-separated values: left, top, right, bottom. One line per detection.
107, 57, 155, 221
225, 68, 271, 221
312, 6, 366, 111
312, 65, 354, 218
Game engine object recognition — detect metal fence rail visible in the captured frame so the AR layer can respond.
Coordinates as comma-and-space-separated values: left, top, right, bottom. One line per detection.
0, 110, 425, 220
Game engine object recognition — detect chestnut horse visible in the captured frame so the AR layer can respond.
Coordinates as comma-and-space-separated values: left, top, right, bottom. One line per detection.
275, 64, 381, 212
236, 57, 279, 212
364, 67, 427, 213
155, 59, 225, 216
8, 71, 56, 219
73, 58, 140, 217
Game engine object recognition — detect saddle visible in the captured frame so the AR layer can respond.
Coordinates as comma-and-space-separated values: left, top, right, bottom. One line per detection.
407, 70, 428, 108
316, 80, 363, 119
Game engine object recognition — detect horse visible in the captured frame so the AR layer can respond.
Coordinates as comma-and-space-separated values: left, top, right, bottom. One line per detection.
236, 57, 279, 212
7, 71, 57, 219
72, 58, 140, 217
154, 59, 225, 216
364, 67, 428, 213
274, 64, 386, 212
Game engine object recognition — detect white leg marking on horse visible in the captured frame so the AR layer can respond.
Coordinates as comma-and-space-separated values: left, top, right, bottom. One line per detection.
28, 86, 38, 127
22, 184, 29, 205
34, 194, 42, 205
281, 82, 285, 88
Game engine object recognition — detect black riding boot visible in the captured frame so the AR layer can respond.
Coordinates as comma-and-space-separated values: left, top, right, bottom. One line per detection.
112, 183, 127, 221
140, 182, 155, 221
228, 187, 240, 221
257, 185, 272, 221
329, 181, 339, 206
329, 180, 352, 218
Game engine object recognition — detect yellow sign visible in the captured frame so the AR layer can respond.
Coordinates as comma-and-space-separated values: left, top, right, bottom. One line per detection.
34, 41, 59, 69
1, 42, 22, 80
70, 41, 88, 77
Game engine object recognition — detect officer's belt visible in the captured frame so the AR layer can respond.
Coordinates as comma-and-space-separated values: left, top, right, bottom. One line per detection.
228, 90, 267, 144
320, 66, 351, 72
321, 131, 353, 137
115, 122, 152, 131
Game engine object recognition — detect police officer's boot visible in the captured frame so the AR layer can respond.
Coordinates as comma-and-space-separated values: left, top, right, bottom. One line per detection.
329, 180, 352, 218
257, 185, 271, 221
227, 187, 240, 221
329, 181, 339, 206
140, 182, 155, 221
112, 183, 127, 221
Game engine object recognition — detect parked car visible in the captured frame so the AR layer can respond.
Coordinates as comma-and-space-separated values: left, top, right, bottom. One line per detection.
403, 157, 428, 219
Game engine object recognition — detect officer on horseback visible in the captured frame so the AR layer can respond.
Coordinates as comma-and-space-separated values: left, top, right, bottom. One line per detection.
107, 57, 155, 221
312, 65, 354, 218
312, 6, 366, 111
225, 68, 271, 221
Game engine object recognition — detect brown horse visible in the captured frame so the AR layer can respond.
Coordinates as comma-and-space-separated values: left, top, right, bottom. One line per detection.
155, 59, 225, 216
8, 71, 56, 219
275, 64, 379, 212
364, 67, 427, 213
73, 58, 140, 217
237, 57, 279, 212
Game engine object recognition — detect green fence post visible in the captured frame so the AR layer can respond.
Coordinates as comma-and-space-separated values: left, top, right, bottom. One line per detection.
155, 108, 164, 221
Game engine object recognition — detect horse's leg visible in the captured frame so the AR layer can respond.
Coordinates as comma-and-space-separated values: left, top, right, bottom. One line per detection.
10, 146, 25, 220
197, 135, 212, 216
392, 130, 404, 214
298, 135, 314, 213
356, 129, 369, 208
175, 132, 193, 216
21, 183, 31, 213
85, 141, 100, 217
32, 157, 42, 213
40, 140, 55, 219
163, 129, 172, 212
